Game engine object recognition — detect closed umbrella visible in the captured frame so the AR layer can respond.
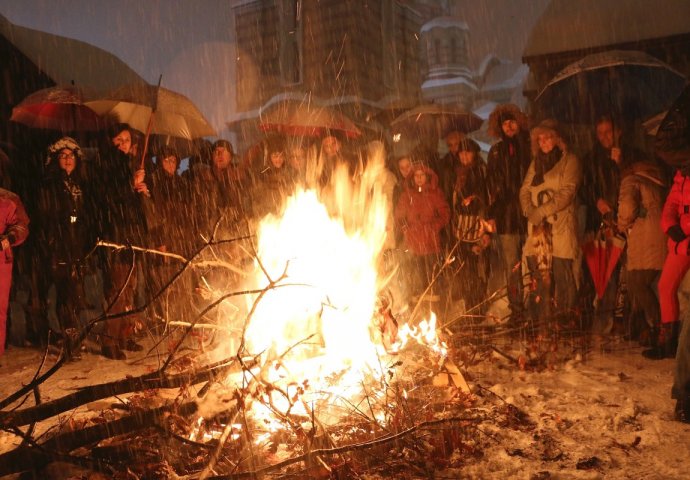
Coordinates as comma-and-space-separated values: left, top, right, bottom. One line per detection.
582, 225, 626, 300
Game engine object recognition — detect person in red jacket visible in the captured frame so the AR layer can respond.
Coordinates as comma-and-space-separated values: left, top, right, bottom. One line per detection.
394, 163, 450, 306
652, 167, 690, 361
0, 188, 29, 356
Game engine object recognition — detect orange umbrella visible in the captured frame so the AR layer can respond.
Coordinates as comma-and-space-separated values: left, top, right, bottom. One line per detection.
259, 101, 361, 139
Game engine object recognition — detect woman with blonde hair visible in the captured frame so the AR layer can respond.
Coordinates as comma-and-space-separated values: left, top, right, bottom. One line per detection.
519, 119, 581, 324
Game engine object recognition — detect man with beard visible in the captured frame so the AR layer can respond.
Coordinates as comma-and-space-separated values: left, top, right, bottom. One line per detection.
486, 104, 531, 322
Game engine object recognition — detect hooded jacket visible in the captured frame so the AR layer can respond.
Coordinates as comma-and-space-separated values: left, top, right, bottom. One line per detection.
617, 161, 666, 270
394, 166, 450, 255
661, 169, 690, 255
0, 189, 29, 264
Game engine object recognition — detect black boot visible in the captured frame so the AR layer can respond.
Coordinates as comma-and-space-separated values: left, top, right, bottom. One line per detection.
674, 398, 690, 423
642, 322, 679, 360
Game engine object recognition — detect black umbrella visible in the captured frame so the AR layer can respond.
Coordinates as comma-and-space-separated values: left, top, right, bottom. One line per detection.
655, 83, 690, 167
536, 50, 687, 125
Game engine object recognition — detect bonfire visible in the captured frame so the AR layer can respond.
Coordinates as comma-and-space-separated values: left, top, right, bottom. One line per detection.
0, 150, 513, 479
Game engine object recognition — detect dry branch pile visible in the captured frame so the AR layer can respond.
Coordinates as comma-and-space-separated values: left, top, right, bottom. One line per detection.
0, 218, 586, 479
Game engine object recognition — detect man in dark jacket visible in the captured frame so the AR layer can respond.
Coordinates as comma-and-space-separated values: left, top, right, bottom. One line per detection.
486, 104, 531, 320
581, 116, 648, 339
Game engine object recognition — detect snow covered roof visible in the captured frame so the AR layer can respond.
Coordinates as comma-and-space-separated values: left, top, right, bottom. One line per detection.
482, 64, 529, 91
421, 16, 469, 33
524, 0, 690, 58
422, 75, 478, 91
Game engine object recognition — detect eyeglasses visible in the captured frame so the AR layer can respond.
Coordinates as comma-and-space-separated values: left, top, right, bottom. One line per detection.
58, 152, 75, 160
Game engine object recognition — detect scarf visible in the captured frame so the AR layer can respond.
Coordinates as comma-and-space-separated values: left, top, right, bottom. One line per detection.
532, 146, 562, 187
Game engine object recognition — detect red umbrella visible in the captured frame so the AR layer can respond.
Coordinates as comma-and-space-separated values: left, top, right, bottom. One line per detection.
259, 101, 361, 139
582, 226, 626, 300
10, 85, 105, 132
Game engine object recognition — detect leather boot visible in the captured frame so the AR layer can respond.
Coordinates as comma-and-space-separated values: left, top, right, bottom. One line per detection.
674, 398, 690, 423
642, 322, 679, 360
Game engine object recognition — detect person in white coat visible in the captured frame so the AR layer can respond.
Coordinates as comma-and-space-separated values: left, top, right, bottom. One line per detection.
519, 119, 582, 325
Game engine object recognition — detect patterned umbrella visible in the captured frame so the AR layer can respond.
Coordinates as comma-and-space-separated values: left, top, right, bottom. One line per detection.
10, 85, 105, 132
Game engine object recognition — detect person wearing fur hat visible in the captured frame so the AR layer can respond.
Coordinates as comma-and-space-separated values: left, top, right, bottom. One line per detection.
39, 137, 95, 360
486, 104, 532, 322
519, 119, 581, 327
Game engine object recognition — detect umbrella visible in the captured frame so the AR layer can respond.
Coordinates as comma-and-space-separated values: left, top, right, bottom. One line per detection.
85, 82, 217, 140
258, 101, 362, 139
10, 85, 105, 132
655, 83, 690, 167
536, 50, 687, 125
582, 225, 626, 300
389, 103, 483, 138
0, 15, 146, 94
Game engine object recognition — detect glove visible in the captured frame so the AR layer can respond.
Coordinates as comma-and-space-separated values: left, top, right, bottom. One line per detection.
527, 207, 544, 226
667, 224, 687, 243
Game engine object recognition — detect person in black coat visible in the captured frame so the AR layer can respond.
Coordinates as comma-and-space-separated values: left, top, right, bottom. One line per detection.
92, 124, 149, 359
449, 138, 491, 311
39, 137, 95, 359
485, 104, 532, 321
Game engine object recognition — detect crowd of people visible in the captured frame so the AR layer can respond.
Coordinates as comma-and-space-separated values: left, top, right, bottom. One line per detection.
0, 100, 689, 422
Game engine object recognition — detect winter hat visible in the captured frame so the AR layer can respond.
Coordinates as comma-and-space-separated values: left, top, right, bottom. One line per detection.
46, 136, 82, 165
530, 119, 566, 156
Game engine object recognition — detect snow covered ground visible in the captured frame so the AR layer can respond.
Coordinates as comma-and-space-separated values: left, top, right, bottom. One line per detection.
0, 336, 689, 479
